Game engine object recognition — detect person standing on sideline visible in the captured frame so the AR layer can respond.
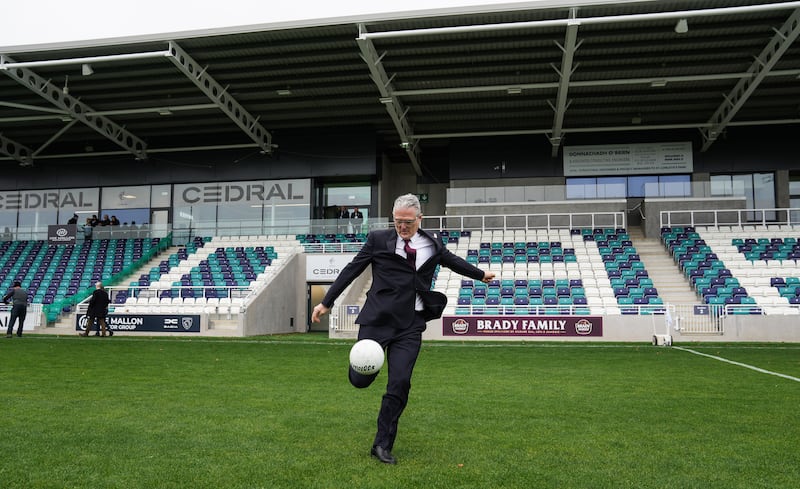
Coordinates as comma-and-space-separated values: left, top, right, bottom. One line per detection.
81, 281, 112, 337
3, 281, 29, 338
311, 193, 495, 465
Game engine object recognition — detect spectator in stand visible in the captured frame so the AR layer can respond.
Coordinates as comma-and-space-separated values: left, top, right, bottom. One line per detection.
110, 215, 120, 226
67, 214, 79, 225
99, 214, 111, 226
351, 207, 364, 232
83, 218, 94, 240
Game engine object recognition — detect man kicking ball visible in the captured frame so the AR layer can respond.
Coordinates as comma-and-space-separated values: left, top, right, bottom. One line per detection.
311, 193, 494, 464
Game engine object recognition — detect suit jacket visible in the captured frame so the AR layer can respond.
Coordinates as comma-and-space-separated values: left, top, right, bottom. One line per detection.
321, 228, 485, 328
87, 289, 111, 318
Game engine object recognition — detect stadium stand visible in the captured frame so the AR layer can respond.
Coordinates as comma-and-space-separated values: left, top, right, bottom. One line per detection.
0, 236, 170, 323
433, 227, 662, 316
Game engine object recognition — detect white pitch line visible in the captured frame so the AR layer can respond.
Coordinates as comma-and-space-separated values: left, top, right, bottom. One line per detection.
674, 346, 800, 383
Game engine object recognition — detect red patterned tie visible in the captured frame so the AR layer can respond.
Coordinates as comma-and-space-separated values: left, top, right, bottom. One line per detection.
404, 239, 416, 268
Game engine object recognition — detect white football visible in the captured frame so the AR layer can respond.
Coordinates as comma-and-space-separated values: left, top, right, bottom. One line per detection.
349, 339, 385, 375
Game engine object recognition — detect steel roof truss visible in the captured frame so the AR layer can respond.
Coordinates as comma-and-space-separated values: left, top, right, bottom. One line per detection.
166, 42, 273, 154
0, 54, 148, 161
700, 8, 800, 151
356, 24, 422, 176
549, 11, 581, 157
0, 133, 34, 166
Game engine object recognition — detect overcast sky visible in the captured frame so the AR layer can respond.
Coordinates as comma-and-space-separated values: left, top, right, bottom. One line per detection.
1, 0, 556, 50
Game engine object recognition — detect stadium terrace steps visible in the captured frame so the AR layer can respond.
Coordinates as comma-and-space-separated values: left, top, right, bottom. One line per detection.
625, 228, 699, 305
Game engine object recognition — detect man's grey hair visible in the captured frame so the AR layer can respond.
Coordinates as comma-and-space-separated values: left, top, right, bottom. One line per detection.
393, 193, 421, 216
95, 281, 104, 289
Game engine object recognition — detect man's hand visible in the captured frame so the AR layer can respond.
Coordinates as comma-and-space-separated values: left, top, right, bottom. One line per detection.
311, 303, 330, 323
480, 271, 496, 283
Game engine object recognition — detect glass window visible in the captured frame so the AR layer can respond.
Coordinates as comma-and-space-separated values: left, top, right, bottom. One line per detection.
151, 184, 171, 208
568, 175, 689, 199
0, 211, 17, 240
660, 175, 691, 197
218, 203, 263, 236
710, 175, 733, 196
597, 177, 626, 198
627, 176, 657, 198
711, 172, 775, 222
566, 178, 596, 199
174, 204, 217, 236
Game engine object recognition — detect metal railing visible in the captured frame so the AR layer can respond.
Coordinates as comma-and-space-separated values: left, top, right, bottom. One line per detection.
420, 211, 626, 233
660, 207, 800, 229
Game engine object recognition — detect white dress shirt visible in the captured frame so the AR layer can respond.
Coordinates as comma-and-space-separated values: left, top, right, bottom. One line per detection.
396, 232, 434, 311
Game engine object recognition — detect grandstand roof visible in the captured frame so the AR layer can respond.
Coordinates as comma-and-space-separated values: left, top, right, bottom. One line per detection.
1, 0, 799, 175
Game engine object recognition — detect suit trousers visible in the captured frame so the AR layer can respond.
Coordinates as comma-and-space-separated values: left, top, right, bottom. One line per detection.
349, 313, 426, 451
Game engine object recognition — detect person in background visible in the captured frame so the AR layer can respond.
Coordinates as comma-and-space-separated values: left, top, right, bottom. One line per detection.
81, 281, 112, 337
110, 215, 120, 226
99, 215, 111, 226
3, 281, 29, 338
338, 205, 351, 233
311, 193, 495, 465
83, 218, 94, 240
350, 207, 364, 232
67, 214, 79, 225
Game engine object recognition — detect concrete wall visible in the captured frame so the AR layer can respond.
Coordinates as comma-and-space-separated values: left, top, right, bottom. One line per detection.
243, 253, 307, 336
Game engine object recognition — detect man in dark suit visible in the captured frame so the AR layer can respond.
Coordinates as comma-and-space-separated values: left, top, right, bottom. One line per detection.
311, 193, 495, 464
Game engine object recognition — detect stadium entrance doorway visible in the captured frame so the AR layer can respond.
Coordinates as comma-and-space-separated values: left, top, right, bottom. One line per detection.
308, 284, 330, 332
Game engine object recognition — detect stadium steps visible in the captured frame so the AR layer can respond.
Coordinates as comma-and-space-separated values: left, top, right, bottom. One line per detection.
628, 228, 699, 305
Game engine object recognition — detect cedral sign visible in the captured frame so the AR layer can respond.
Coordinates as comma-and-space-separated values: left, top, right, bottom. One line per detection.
76, 314, 201, 333
0, 188, 98, 210
174, 179, 310, 206
306, 254, 356, 282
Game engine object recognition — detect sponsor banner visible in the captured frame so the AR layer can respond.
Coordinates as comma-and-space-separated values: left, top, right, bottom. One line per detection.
306, 254, 356, 281
563, 141, 693, 176
443, 315, 603, 337
173, 179, 310, 206
76, 314, 201, 333
48, 224, 77, 245
0, 188, 97, 210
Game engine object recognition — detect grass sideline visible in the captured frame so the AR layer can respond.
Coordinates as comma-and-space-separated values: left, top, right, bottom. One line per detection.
1, 335, 798, 489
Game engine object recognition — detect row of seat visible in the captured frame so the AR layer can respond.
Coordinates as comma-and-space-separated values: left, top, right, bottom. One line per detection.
663, 225, 800, 309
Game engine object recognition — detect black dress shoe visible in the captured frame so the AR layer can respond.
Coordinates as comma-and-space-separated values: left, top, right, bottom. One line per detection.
371, 446, 397, 465
108, 330, 114, 337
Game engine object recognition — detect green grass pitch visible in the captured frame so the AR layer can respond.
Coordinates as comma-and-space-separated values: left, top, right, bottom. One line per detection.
1, 335, 798, 489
